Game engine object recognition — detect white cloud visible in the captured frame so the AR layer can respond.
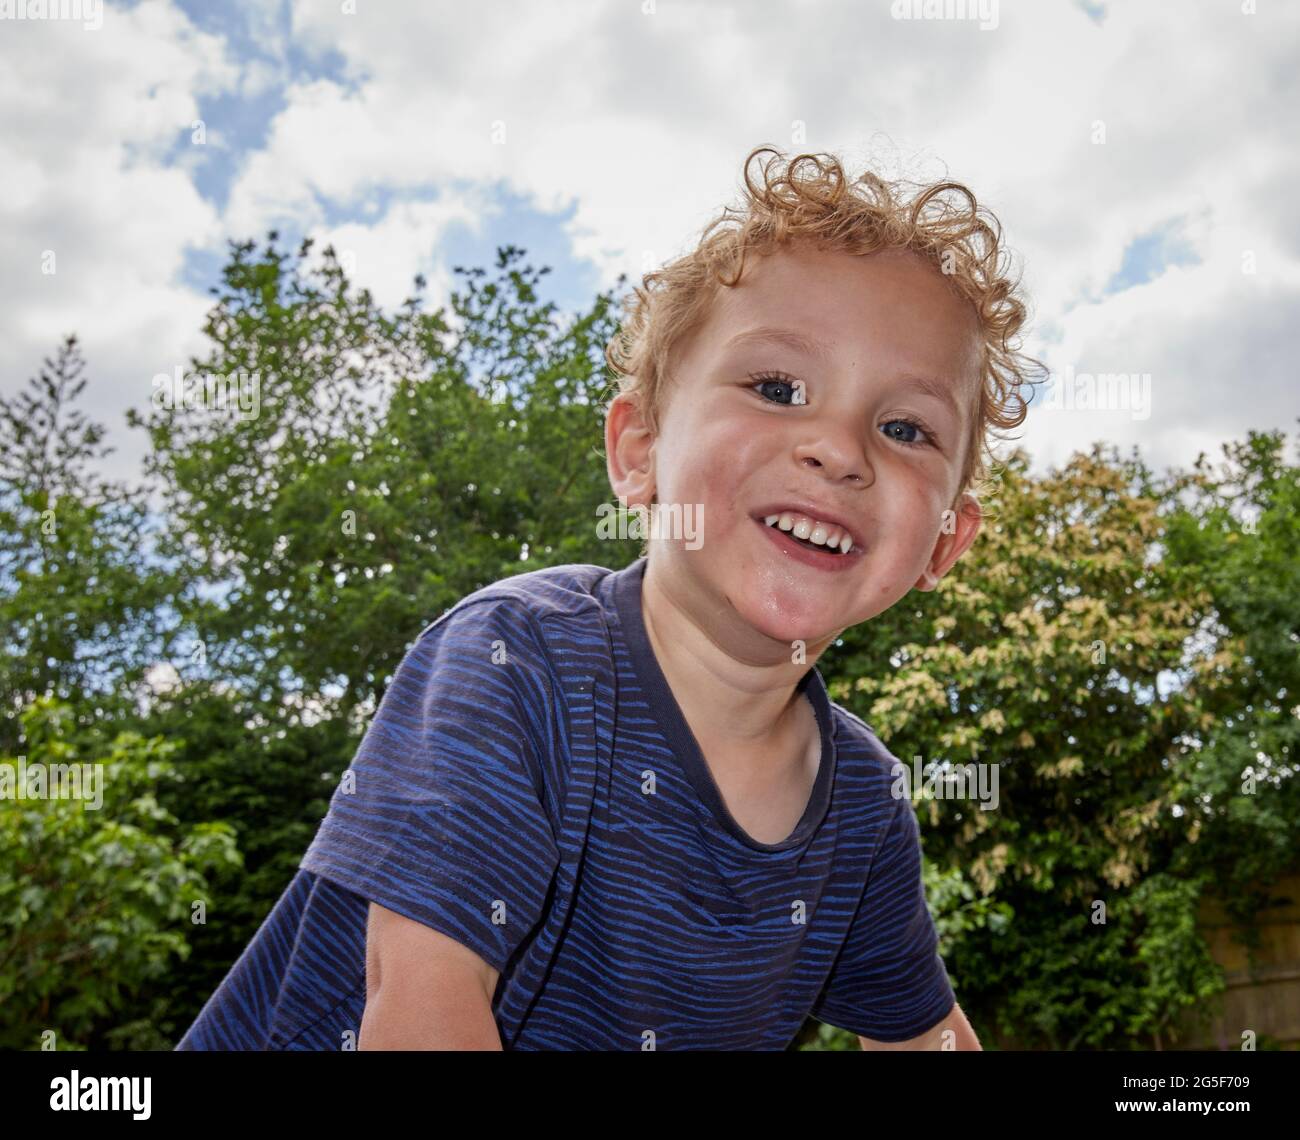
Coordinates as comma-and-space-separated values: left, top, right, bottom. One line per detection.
312, 192, 485, 311
3, 0, 1297, 491
0, 1, 240, 486
216, 0, 1296, 479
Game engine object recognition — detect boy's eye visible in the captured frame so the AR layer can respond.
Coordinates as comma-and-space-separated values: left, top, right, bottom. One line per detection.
879, 419, 933, 448
749, 372, 804, 405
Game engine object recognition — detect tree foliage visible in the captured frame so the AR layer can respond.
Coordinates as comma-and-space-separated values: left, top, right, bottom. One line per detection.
0, 336, 182, 754
0, 698, 239, 1050
127, 238, 632, 722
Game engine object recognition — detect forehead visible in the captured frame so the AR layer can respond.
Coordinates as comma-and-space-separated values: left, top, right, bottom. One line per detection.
701, 244, 983, 383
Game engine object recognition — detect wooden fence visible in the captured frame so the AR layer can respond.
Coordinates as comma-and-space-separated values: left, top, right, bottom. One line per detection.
1175, 870, 1300, 1049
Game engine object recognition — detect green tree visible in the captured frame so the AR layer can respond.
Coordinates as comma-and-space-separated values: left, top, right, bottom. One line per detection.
1161, 430, 1300, 931
0, 335, 182, 754
127, 237, 632, 724
0, 697, 239, 1050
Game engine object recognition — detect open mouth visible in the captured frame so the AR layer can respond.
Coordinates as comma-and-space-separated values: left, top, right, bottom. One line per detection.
759, 513, 856, 554
753, 513, 863, 568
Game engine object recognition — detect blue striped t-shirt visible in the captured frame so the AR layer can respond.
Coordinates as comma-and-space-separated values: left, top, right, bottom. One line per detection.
176, 556, 955, 1050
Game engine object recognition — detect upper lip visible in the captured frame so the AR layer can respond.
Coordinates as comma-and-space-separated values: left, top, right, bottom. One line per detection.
751, 500, 863, 551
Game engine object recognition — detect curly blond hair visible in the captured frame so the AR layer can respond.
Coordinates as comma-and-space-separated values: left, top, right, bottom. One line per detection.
603, 144, 1045, 505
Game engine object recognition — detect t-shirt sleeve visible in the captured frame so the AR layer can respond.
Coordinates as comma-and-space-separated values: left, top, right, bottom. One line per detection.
298, 597, 561, 977
810, 793, 956, 1042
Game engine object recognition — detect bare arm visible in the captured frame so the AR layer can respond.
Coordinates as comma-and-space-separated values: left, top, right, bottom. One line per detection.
857, 1002, 981, 1051
358, 902, 504, 1050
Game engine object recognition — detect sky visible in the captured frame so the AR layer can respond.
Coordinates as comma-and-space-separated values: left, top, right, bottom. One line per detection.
2, 0, 1297, 494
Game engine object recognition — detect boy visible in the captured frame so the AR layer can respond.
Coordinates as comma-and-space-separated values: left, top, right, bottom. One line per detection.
177, 145, 1038, 1051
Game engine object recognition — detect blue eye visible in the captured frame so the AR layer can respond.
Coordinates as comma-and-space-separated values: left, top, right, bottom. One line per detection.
880, 419, 933, 447
749, 373, 935, 449
749, 372, 803, 405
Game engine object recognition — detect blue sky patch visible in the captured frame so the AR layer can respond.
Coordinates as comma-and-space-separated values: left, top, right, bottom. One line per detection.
1104, 218, 1200, 295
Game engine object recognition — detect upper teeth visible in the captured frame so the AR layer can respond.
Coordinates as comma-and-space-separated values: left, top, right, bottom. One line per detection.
763, 512, 854, 554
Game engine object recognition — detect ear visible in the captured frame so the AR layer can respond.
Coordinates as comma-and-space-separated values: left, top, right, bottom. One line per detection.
913, 491, 982, 592
604, 391, 657, 511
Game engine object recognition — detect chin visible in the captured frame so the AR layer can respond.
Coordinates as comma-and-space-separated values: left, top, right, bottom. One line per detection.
680, 538, 862, 645
726, 579, 846, 648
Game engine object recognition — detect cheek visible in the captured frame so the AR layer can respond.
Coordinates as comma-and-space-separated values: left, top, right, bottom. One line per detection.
655, 415, 770, 541
876, 474, 946, 563
667, 440, 750, 519
879, 472, 938, 518
657, 403, 760, 491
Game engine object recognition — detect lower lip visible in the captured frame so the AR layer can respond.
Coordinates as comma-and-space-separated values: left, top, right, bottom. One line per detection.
754, 517, 862, 572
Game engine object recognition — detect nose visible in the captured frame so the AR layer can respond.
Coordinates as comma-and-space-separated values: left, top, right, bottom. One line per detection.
794, 430, 875, 487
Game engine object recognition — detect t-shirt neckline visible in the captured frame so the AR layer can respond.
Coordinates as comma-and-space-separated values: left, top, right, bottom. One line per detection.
609, 556, 836, 853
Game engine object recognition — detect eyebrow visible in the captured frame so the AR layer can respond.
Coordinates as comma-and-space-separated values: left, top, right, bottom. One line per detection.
725, 325, 966, 419
898, 371, 964, 420
726, 326, 835, 362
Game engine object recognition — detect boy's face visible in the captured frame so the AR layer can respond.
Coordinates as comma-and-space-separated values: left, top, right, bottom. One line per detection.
608, 243, 984, 651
